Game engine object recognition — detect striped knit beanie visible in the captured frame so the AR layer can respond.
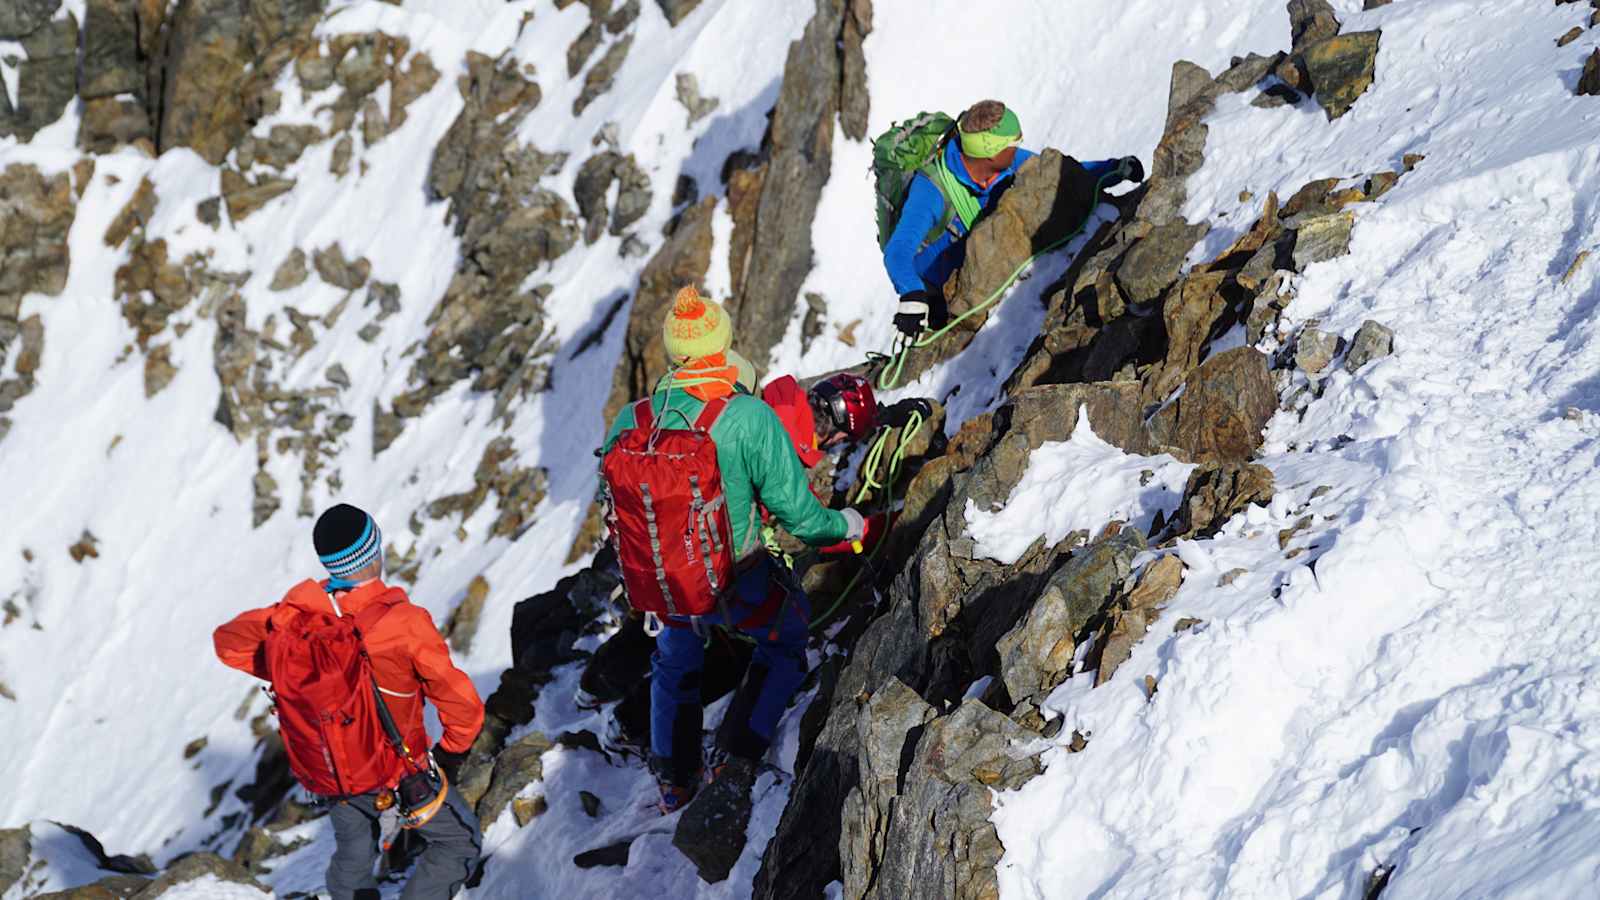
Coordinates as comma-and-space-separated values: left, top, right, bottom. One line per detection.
662, 285, 732, 362
313, 503, 383, 589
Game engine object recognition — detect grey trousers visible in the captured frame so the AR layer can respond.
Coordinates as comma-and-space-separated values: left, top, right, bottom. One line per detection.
325, 784, 482, 900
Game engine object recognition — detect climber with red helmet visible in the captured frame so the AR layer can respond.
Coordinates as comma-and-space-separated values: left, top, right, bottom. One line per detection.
759, 372, 931, 556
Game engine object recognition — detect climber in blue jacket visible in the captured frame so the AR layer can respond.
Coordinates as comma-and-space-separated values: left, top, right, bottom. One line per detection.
883, 100, 1145, 337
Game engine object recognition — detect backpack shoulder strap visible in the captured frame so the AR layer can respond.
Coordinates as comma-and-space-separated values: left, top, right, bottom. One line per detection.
923, 153, 982, 236
632, 396, 656, 431
693, 396, 730, 432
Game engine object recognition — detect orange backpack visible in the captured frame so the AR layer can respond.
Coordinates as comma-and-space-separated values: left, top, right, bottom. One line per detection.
263, 589, 423, 796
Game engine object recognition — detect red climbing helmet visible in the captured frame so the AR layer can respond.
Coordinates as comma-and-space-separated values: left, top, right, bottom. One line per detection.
809, 373, 878, 443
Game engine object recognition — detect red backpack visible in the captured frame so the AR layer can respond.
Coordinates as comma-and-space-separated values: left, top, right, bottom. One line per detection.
263, 589, 422, 796
601, 396, 736, 620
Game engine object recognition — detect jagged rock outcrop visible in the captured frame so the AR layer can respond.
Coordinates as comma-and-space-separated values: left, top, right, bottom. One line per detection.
656, 0, 703, 26
1303, 31, 1381, 120
755, 382, 1155, 899
1345, 319, 1395, 372
1150, 347, 1277, 463
1092, 554, 1186, 685
0, 826, 29, 896
377, 43, 567, 448
599, 196, 717, 427
4, 14, 81, 142
573, 151, 653, 244
425, 437, 548, 540
0, 164, 79, 431
735, 0, 872, 369
0, 0, 60, 39
997, 529, 1146, 706
1171, 462, 1276, 538
161, 0, 329, 163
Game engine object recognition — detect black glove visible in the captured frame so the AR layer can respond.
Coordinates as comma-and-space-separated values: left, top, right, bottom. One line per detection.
1115, 155, 1145, 184
432, 745, 468, 784
893, 290, 948, 338
882, 398, 933, 429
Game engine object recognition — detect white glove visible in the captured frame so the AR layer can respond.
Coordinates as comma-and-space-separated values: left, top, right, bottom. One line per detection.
840, 508, 866, 542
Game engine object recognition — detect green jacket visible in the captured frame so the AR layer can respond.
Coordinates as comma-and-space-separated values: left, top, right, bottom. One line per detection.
603, 385, 848, 557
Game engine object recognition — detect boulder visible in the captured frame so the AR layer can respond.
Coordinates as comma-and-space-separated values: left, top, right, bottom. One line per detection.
1287, 0, 1341, 52
444, 575, 490, 653
79, 98, 154, 154
1295, 326, 1339, 375
0, 826, 29, 896
220, 169, 296, 221
673, 757, 759, 883
1171, 462, 1275, 538
850, 699, 1040, 900
1344, 319, 1395, 372
474, 731, 553, 830
1292, 211, 1355, 269
573, 34, 632, 114
1303, 30, 1381, 120
951, 151, 1101, 325
143, 345, 176, 397
269, 250, 308, 291
1580, 49, 1600, 97
656, 0, 703, 25
82, 0, 141, 98
1094, 554, 1185, 686
160, 0, 251, 163
1144, 269, 1228, 404
1149, 347, 1277, 463
1117, 219, 1210, 306
1138, 61, 1218, 225
312, 243, 371, 290
0, 0, 58, 39
127, 852, 265, 899
573, 152, 652, 244
839, 0, 872, 141
674, 72, 720, 125
838, 680, 938, 895
996, 529, 1146, 705
8, 15, 80, 142
567, 21, 603, 76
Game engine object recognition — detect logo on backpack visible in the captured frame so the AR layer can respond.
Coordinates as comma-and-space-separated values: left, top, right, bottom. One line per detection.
601, 396, 736, 621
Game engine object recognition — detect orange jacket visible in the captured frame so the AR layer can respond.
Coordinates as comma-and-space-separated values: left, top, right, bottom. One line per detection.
214, 579, 485, 760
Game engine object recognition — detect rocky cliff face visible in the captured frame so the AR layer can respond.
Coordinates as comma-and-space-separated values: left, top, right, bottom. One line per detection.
0, 0, 1412, 896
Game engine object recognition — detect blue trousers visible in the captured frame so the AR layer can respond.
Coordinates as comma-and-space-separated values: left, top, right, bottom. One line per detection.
649, 559, 810, 784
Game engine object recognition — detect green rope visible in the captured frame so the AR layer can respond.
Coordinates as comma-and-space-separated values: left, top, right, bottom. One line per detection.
875, 172, 1118, 392
807, 408, 925, 632
716, 410, 926, 644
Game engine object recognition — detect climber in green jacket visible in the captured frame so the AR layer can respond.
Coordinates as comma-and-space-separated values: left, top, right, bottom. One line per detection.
601, 286, 867, 815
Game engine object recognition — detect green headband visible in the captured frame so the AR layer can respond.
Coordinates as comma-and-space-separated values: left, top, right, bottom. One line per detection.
958, 107, 1022, 159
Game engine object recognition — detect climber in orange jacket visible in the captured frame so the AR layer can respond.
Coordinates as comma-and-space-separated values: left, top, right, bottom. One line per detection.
215, 503, 486, 900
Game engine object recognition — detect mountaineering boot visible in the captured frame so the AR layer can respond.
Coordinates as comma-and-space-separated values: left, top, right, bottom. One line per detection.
670, 755, 759, 883
657, 779, 697, 815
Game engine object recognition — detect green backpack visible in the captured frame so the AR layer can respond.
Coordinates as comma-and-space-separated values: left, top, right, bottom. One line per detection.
871, 111, 982, 249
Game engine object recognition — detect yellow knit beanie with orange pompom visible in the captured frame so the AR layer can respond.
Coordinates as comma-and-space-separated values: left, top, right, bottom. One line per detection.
662, 285, 733, 362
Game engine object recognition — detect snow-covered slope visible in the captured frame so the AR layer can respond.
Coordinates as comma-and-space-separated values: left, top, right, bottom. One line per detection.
991, 2, 1600, 898
5, 0, 1600, 898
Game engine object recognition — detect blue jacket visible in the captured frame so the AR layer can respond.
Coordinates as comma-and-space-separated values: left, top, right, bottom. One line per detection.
882, 142, 1121, 296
